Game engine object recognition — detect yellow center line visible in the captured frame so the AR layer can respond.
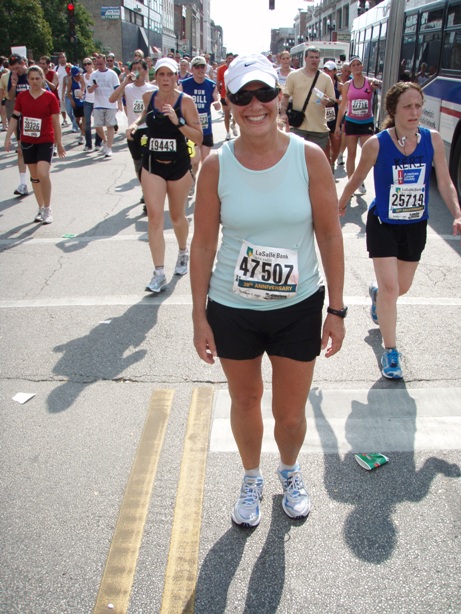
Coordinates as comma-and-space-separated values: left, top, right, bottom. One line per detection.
93, 389, 174, 614
160, 387, 214, 614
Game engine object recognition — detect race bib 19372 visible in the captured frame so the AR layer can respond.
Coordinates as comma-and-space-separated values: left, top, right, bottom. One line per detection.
233, 240, 299, 301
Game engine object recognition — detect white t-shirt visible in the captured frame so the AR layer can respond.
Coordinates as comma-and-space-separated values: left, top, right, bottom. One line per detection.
92, 69, 120, 109
56, 64, 68, 101
124, 82, 157, 126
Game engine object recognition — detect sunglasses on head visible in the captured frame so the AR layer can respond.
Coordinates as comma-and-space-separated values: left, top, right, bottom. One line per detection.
227, 86, 280, 106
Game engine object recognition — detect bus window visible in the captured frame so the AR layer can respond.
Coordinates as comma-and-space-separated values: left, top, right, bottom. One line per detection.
377, 21, 387, 78
361, 27, 372, 74
420, 8, 444, 30
442, 30, 461, 71
401, 33, 417, 80
404, 13, 418, 33
369, 39, 379, 76
446, 2, 461, 27
416, 32, 443, 79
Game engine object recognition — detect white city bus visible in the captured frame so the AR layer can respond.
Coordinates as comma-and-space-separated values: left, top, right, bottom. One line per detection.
350, 0, 461, 198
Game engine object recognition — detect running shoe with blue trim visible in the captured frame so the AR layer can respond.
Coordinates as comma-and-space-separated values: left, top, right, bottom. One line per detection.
381, 348, 403, 379
277, 466, 311, 519
369, 282, 379, 325
231, 475, 264, 527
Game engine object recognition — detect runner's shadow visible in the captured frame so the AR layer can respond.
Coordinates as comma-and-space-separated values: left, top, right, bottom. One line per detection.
190, 496, 301, 613
47, 283, 178, 413
186, 525, 253, 613
310, 380, 460, 564
244, 496, 304, 613
56, 203, 145, 253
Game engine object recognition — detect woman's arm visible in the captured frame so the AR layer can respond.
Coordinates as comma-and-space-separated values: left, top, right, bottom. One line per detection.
334, 81, 349, 133
179, 93, 203, 145
306, 144, 345, 357
52, 114, 65, 158
190, 152, 221, 363
4, 115, 18, 152
431, 130, 461, 238
338, 136, 379, 215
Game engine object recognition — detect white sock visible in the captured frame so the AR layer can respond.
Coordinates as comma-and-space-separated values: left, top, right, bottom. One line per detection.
19, 173, 27, 185
179, 247, 188, 255
155, 266, 165, 275
278, 461, 299, 473
244, 467, 262, 478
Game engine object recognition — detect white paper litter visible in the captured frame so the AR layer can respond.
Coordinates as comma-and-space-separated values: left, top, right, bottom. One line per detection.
12, 393, 36, 404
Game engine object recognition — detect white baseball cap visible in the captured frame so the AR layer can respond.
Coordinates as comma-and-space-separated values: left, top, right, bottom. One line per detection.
324, 61, 337, 71
154, 57, 178, 74
225, 54, 278, 94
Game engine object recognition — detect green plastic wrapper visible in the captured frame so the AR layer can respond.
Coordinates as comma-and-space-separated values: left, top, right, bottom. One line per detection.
354, 453, 389, 470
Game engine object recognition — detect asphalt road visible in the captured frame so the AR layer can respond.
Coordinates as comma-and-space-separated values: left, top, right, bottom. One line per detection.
1, 108, 460, 614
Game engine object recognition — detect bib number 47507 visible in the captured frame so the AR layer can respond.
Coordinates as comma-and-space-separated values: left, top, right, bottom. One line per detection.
239, 256, 293, 285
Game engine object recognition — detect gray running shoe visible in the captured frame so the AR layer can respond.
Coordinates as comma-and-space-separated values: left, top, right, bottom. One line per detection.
146, 272, 167, 293
174, 250, 189, 276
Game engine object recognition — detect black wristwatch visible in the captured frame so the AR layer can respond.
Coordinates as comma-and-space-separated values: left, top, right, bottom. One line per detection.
327, 306, 348, 318
178, 117, 186, 127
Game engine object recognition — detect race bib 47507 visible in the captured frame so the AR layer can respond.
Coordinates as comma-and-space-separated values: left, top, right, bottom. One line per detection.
233, 240, 299, 301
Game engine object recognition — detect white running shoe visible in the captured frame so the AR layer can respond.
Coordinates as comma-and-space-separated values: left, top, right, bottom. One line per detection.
14, 183, 29, 196
225, 131, 231, 141
41, 208, 53, 224
104, 148, 112, 158
34, 208, 45, 222
356, 183, 367, 194
174, 250, 189, 276
231, 475, 264, 527
277, 466, 311, 519
337, 153, 344, 165
78, 135, 84, 144
146, 271, 167, 293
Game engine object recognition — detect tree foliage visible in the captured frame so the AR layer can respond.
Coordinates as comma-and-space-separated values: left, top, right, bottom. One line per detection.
41, 0, 102, 62
0, 0, 102, 63
0, 0, 53, 58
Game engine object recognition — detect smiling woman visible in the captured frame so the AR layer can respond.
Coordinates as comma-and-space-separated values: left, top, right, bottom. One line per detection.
190, 53, 346, 528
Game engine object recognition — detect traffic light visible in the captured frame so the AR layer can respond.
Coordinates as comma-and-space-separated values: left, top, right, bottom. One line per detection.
67, 2, 76, 41
269, 0, 275, 9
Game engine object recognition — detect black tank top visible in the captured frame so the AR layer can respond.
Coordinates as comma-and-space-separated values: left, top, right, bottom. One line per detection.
145, 90, 188, 161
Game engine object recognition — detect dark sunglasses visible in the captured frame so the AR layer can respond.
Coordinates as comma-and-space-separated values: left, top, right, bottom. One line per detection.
83, 62, 92, 65
227, 86, 280, 106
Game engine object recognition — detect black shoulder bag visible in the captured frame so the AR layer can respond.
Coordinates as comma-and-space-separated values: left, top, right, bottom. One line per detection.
286, 70, 320, 128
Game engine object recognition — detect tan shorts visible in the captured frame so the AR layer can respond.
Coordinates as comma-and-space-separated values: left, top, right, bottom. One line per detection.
93, 107, 118, 128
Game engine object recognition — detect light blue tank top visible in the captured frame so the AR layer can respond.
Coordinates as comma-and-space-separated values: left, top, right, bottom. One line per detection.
208, 133, 323, 310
